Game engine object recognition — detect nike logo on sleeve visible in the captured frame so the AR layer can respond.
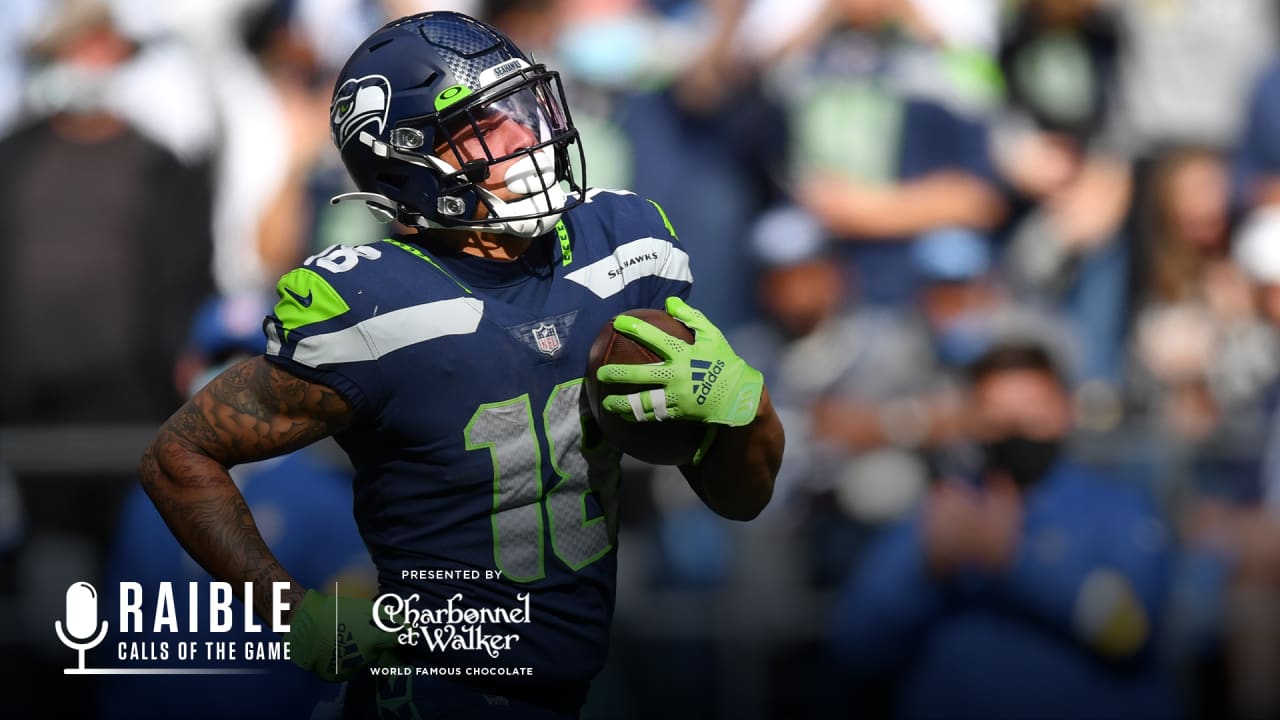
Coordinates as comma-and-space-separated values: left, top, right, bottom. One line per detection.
285, 287, 314, 307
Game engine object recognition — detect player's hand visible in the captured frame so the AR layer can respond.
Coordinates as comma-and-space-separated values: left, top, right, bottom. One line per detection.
286, 589, 401, 682
596, 297, 763, 427
922, 479, 1021, 578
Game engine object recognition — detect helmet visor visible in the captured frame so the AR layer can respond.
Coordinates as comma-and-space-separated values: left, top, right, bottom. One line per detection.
434, 74, 571, 172
381, 64, 586, 227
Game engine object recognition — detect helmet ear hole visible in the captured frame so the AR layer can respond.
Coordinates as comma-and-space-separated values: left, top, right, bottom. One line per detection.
371, 173, 410, 217
375, 173, 408, 193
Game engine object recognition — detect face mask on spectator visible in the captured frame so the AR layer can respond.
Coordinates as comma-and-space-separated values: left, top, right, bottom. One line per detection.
934, 312, 990, 368
26, 60, 119, 115
555, 15, 652, 87
982, 434, 1060, 488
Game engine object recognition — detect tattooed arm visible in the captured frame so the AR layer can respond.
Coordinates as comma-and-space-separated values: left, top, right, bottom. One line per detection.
138, 356, 353, 622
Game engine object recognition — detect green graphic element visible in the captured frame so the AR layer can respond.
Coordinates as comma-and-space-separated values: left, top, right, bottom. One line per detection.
942, 46, 1005, 109
287, 590, 399, 682
597, 296, 764, 427
1013, 32, 1092, 127
274, 268, 349, 340
544, 380, 616, 571
464, 385, 619, 581
466, 395, 547, 584
434, 84, 473, 112
647, 199, 679, 242
383, 239, 472, 294
789, 79, 904, 184
556, 219, 572, 266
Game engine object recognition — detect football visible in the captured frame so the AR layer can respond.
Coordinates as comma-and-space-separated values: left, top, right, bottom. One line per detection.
584, 309, 708, 465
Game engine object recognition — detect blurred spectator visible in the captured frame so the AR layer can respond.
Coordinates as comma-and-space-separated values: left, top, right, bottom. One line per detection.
994, 0, 1133, 386
906, 0, 999, 55
832, 342, 1177, 720
1219, 505, 1280, 720
736, 208, 939, 500
912, 227, 1074, 373
0, 0, 214, 423
891, 0, 1004, 114
1224, 205, 1280, 720
98, 293, 374, 720
99, 0, 379, 292
732, 0, 828, 67
384, 0, 481, 24
21, 0, 219, 163
0, 0, 50, 134
586, 0, 777, 330
1133, 149, 1278, 444
488, 0, 777, 329
247, 6, 372, 275
998, 0, 1120, 149
792, 227, 1071, 582
1111, 0, 1276, 158
1243, 207, 1280, 482
998, 146, 1132, 387
209, 1, 380, 295
1234, 51, 1280, 213
747, 213, 938, 463
733, 208, 947, 582
767, 0, 1006, 307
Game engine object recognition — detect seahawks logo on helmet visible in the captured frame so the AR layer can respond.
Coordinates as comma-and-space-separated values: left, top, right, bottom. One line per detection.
331, 74, 392, 149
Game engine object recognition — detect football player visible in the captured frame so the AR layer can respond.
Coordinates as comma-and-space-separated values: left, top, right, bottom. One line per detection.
140, 11, 783, 719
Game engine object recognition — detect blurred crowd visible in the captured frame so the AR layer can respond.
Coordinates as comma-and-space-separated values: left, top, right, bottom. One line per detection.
8, 0, 1280, 717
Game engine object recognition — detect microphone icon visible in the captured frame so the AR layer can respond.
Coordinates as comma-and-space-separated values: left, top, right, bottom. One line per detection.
55, 581, 108, 672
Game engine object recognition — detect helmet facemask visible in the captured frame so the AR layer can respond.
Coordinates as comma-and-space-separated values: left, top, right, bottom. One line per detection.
384, 63, 586, 237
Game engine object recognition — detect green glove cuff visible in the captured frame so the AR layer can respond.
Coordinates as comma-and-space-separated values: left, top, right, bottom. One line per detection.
286, 590, 328, 674
714, 365, 764, 427
287, 589, 398, 682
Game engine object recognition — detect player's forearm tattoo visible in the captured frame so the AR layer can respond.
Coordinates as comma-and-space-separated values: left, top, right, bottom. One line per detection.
139, 357, 352, 616
164, 356, 352, 464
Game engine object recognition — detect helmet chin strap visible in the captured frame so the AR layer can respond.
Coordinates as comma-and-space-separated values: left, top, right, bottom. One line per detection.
421, 148, 565, 237
465, 184, 565, 237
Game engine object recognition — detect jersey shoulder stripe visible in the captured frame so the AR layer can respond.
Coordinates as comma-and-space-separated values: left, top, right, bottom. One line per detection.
560, 188, 692, 298
563, 236, 691, 299
266, 297, 484, 368
266, 241, 483, 373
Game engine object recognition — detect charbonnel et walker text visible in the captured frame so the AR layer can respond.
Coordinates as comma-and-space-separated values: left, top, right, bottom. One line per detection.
368, 568, 538, 677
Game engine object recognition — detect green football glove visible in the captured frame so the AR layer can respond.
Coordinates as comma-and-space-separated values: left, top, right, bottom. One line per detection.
286, 590, 401, 682
596, 297, 764, 427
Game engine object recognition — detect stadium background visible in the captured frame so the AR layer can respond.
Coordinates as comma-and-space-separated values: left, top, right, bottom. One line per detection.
6, 0, 1280, 717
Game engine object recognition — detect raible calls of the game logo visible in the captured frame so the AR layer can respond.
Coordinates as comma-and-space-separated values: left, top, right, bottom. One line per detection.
53, 577, 535, 676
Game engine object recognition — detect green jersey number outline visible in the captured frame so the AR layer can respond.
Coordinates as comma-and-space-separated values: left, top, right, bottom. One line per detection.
464, 379, 620, 583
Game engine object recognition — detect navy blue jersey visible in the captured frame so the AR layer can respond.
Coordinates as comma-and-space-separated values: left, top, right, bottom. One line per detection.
262, 189, 690, 707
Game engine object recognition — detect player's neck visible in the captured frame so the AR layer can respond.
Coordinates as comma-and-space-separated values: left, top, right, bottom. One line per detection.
411, 228, 531, 261
456, 230, 531, 261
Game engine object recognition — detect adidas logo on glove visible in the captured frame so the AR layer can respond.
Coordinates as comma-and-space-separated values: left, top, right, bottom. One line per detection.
691, 359, 725, 405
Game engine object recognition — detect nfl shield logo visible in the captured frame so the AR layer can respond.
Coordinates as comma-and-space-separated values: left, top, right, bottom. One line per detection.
532, 323, 561, 356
